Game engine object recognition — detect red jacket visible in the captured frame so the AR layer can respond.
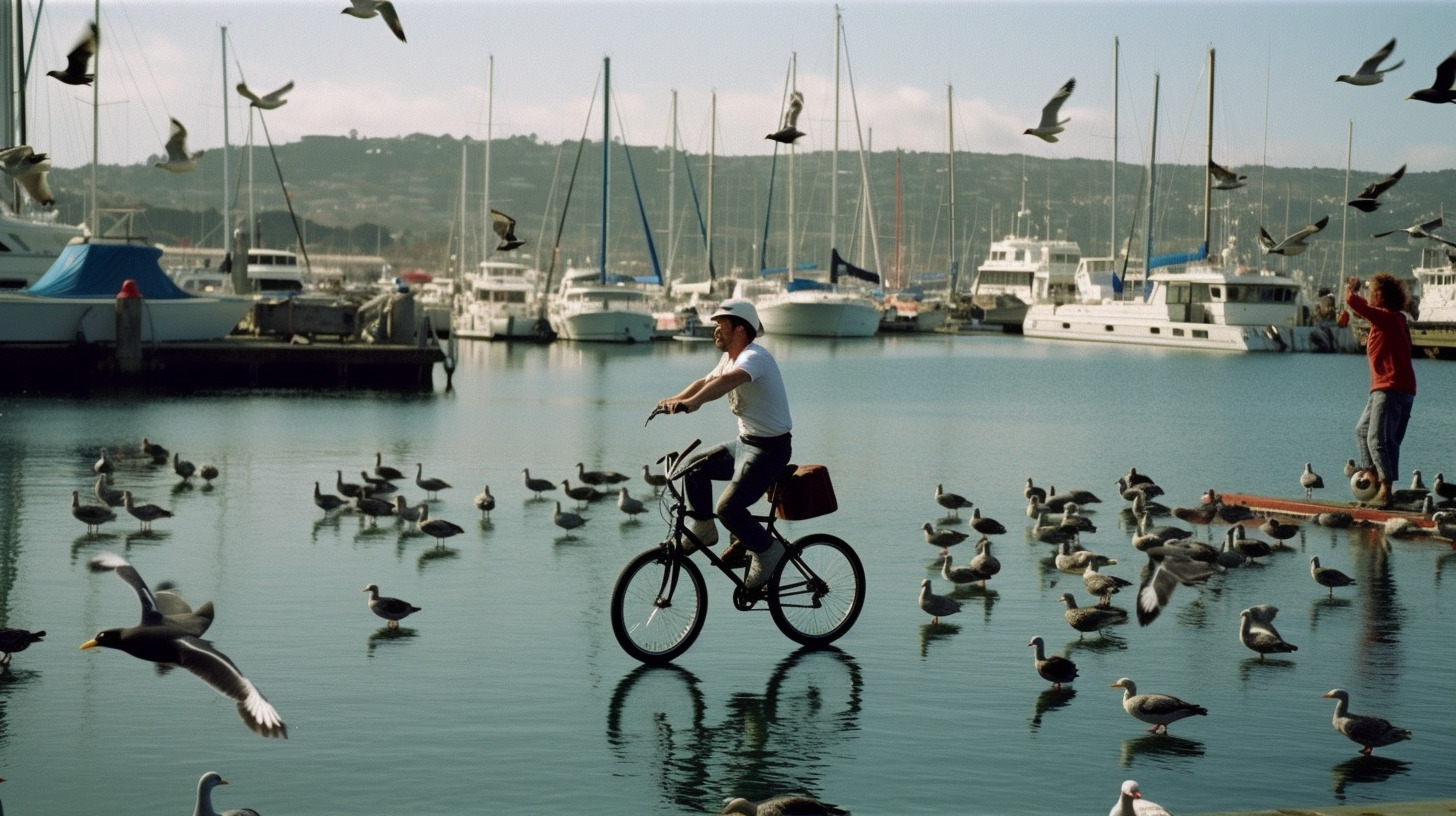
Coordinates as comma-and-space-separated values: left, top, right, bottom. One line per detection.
1348, 292, 1416, 394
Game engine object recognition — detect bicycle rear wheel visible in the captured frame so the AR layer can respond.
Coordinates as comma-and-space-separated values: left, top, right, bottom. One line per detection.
611, 547, 708, 665
767, 533, 865, 647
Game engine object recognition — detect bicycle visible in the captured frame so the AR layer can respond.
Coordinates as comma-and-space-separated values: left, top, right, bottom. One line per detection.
610, 437, 866, 665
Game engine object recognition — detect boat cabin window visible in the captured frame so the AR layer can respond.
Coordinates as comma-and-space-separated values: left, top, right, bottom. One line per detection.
1167, 283, 1189, 304
990, 251, 1008, 261
255, 278, 304, 293
1051, 253, 1081, 265
977, 270, 1035, 288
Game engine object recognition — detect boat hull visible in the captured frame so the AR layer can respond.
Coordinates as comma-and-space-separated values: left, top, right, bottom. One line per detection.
0, 293, 251, 343
454, 310, 554, 341
1024, 302, 1292, 352
757, 297, 879, 338
551, 310, 656, 343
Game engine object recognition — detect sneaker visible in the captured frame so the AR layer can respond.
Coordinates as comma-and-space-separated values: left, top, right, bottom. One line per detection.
744, 541, 786, 590
685, 517, 718, 550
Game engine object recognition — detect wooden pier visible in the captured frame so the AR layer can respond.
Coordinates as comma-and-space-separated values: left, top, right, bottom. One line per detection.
1, 336, 445, 392
1218, 491, 1438, 530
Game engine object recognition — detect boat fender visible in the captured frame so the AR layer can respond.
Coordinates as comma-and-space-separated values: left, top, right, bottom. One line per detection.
1351, 469, 1380, 502
1265, 325, 1287, 351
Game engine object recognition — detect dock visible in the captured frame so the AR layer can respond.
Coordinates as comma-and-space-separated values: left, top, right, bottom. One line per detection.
1218, 491, 1438, 530
0, 336, 445, 392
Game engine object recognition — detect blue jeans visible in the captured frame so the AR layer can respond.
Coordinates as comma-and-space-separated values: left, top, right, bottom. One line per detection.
1356, 389, 1414, 484
685, 434, 792, 553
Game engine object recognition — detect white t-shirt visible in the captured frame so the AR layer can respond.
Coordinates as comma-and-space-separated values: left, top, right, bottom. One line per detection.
709, 343, 792, 438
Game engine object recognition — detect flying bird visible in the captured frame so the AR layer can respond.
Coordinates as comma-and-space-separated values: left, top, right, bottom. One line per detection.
1347, 164, 1406, 212
766, 90, 805, 144
235, 80, 294, 110
46, 22, 97, 86
1208, 159, 1246, 190
1337, 38, 1404, 86
491, 208, 525, 251
81, 552, 286, 738
1408, 49, 1456, 104
1024, 77, 1075, 142
155, 118, 204, 173
1258, 215, 1329, 256
342, 0, 407, 42
0, 145, 55, 205
1374, 216, 1456, 246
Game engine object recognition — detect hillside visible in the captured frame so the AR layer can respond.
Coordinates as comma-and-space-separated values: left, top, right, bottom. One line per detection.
42, 131, 1456, 288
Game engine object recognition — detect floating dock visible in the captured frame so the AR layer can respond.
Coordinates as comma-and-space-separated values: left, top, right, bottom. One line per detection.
1, 336, 445, 392
1218, 491, 1438, 530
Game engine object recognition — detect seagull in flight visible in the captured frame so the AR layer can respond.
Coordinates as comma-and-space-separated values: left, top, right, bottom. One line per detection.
0, 145, 56, 205
155, 118, 204, 173
490, 208, 525, 251
766, 90, 805, 144
1337, 38, 1403, 86
1208, 159, 1246, 190
47, 22, 97, 86
236, 80, 294, 110
1408, 49, 1456, 104
1024, 78, 1075, 143
1258, 216, 1329, 256
1347, 164, 1406, 212
342, 0, 407, 43
1373, 216, 1448, 243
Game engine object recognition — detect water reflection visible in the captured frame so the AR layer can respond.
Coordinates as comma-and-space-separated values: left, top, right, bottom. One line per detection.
367, 625, 419, 655
1436, 549, 1456, 585
1351, 537, 1405, 689
1029, 686, 1076, 732
1119, 734, 1206, 768
918, 622, 960, 658
604, 648, 863, 813
1063, 631, 1128, 656
1330, 755, 1411, 800
947, 585, 999, 622
416, 545, 459, 571
1236, 656, 1296, 682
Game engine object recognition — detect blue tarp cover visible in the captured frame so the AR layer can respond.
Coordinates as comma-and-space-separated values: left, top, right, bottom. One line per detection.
785, 278, 833, 292
26, 243, 193, 299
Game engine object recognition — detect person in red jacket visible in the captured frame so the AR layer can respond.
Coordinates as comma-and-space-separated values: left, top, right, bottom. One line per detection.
1346, 273, 1416, 508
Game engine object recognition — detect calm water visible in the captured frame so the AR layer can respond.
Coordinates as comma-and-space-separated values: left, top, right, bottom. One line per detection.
1, 335, 1454, 815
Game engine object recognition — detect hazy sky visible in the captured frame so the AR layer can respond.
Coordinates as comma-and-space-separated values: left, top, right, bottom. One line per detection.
20, 1, 1456, 178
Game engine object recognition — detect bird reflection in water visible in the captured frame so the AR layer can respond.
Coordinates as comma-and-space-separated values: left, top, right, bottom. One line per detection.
1063, 631, 1127, 656
367, 625, 419, 655
416, 545, 458, 571
1029, 686, 1076, 732
1236, 656, 1296, 682
918, 622, 960, 658
947, 585, 999, 622
1436, 549, 1456, 585
1119, 733, 1205, 767
311, 512, 344, 542
1330, 754, 1411, 800
1309, 596, 1353, 628
122, 529, 171, 549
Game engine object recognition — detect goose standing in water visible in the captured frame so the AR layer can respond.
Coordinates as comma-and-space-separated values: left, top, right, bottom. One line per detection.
1231, 525, 1272, 563
967, 537, 1001, 587
553, 501, 587, 533
363, 584, 419, 628
373, 452, 406, 481
918, 578, 961, 623
1311, 556, 1356, 598
970, 507, 1006, 536
616, 487, 647, 518
1082, 561, 1132, 606
122, 491, 173, 532
523, 469, 557, 498
1300, 462, 1325, 498
141, 437, 170, 464
93, 448, 113, 476
1109, 780, 1174, 816
922, 522, 969, 555
416, 505, 464, 545
561, 479, 605, 508
641, 464, 669, 495
1060, 592, 1126, 637
1260, 515, 1300, 548
335, 470, 361, 498
313, 482, 345, 512
933, 483, 973, 518
393, 495, 425, 525
1027, 635, 1078, 689
1322, 688, 1412, 755
172, 452, 196, 481
199, 463, 219, 484
415, 463, 452, 500
473, 486, 495, 520
1055, 540, 1116, 574
577, 462, 628, 486
1238, 604, 1297, 660
94, 474, 124, 507
193, 771, 261, 816
1111, 677, 1207, 734
71, 490, 116, 533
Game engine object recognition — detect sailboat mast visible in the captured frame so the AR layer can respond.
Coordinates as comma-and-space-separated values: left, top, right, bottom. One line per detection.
1144, 73, 1160, 297
599, 56, 610, 282
830, 5, 840, 254
458, 143, 467, 278
481, 54, 493, 269
667, 88, 677, 286
786, 52, 796, 279
1341, 119, 1351, 280
89, 0, 98, 234
1111, 36, 1118, 260
1202, 47, 1214, 254
706, 91, 716, 288
221, 26, 231, 257
947, 84, 956, 297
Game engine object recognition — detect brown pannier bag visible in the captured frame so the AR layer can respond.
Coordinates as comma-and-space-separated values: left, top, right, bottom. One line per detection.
768, 464, 838, 520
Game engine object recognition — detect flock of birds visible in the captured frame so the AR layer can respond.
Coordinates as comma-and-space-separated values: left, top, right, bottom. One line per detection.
913, 463, 1442, 765
1020, 36, 1456, 268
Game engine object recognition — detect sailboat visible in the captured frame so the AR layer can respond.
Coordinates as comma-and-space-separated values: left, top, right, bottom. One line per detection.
1022, 49, 1306, 352
0, 0, 86, 290
547, 57, 658, 343
749, 10, 880, 339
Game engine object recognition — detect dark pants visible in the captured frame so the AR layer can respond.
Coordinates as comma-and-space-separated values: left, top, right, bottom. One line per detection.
686, 433, 792, 553
1356, 389, 1414, 484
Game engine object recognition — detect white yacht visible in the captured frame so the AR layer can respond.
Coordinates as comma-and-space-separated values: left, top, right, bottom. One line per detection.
0, 204, 86, 290
1410, 249, 1456, 358
244, 247, 307, 296
743, 252, 881, 338
453, 260, 552, 341
548, 267, 658, 343
968, 235, 1082, 328
1023, 259, 1307, 352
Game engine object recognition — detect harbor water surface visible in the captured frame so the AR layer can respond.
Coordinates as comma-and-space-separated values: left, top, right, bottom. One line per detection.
1, 334, 1454, 814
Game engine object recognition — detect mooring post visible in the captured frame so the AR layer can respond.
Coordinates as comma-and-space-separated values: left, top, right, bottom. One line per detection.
115, 279, 144, 373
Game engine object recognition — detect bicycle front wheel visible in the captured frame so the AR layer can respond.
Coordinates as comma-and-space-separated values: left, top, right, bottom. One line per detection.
611, 547, 708, 665
768, 533, 865, 647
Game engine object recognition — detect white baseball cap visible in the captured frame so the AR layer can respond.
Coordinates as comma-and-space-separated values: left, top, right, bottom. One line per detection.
708, 298, 762, 333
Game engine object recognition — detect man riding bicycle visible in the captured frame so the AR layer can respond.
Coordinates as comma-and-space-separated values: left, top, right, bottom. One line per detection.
655, 298, 792, 590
